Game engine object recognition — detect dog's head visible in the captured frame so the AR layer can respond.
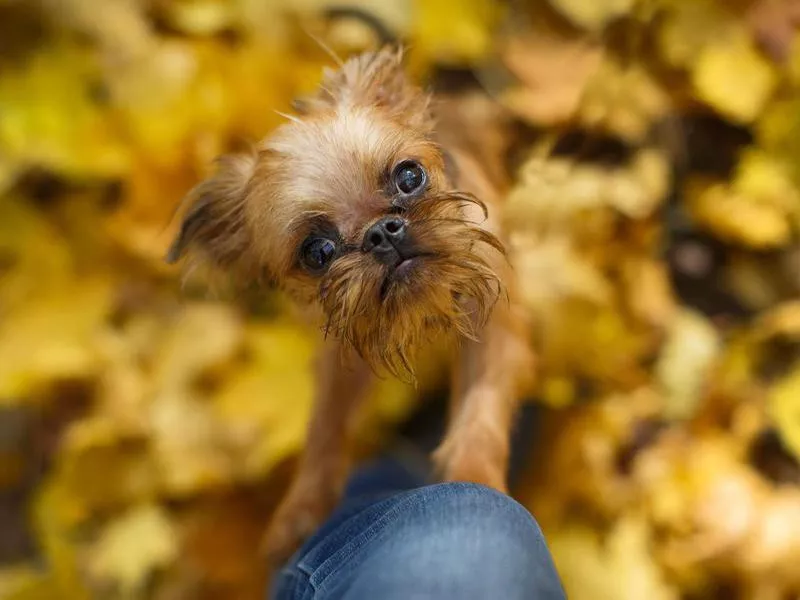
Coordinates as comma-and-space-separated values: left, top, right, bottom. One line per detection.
168, 48, 504, 375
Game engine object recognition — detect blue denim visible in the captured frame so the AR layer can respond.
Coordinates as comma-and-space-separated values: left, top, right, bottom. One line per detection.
270, 456, 566, 600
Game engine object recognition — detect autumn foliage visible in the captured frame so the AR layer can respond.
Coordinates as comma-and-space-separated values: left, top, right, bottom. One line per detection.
1, 1, 800, 599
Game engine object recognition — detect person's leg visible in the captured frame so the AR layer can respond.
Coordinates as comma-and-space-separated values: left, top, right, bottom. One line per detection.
270, 481, 565, 600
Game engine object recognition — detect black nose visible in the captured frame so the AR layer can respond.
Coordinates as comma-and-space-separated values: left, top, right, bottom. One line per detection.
362, 216, 407, 260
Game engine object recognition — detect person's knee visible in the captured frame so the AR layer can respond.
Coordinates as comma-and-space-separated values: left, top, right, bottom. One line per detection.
440, 482, 539, 530
430, 482, 541, 539
344, 483, 565, 599
420, 483, 552, 571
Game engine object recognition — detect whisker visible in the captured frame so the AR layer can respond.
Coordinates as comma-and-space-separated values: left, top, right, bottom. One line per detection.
302, 27, 345, 67
274, 110, 303, 124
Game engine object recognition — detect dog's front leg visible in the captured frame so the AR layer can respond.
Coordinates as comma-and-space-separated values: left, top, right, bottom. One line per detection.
262, 340, 373, 564
434, 298, 534, 494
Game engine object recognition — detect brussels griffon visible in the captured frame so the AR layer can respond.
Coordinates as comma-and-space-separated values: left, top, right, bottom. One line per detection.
167, 47, 534, 563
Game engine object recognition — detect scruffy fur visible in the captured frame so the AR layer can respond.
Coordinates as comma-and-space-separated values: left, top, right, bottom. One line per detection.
169, 47, 534, 564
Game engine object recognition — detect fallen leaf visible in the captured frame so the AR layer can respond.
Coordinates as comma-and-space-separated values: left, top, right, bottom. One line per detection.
769, 365, 800, 459
549, 517, 678, 600
0, 566, 57, 600
687, 179, 792, 249
621, 257, 677, 329
656, 309, 720, 419
549, 0, 635, 32
211, 320, 317, 481
410, 0, 502, 69
499, 31, 604, 125
578, 61, 672, 143
87, 503, 178, 596
756, 301, 800, 340
510, 234, 613, 311
151, 302, 244, 392
0, 196, 74, 311
0, 43, 130, 178
0, 278, 114, 398
656, 0, 739, 69
56, 416, 156, 520
692, 33, 778, 124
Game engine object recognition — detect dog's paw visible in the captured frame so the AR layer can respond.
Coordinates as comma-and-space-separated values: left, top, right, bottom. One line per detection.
433, 433, 508, 494
261, 489, 336, 567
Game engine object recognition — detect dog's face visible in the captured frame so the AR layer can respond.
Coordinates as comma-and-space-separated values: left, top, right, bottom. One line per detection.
168, 49, 503, 374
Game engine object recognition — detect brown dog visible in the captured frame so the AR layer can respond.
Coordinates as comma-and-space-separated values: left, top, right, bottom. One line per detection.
167, 47, 534, 564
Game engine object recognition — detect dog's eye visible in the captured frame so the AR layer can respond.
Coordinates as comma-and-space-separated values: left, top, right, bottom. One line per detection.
301, 237, 337, 272
392, 160, 427, 196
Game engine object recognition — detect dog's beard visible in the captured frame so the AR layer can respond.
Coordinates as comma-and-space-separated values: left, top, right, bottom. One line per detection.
319, 192, 504, 377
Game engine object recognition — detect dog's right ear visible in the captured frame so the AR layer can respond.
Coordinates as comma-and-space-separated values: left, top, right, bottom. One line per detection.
166, 153, 257, 270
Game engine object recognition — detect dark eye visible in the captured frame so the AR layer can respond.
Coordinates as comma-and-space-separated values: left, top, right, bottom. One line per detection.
392, 160, 427, 196
301, 237, 337, 272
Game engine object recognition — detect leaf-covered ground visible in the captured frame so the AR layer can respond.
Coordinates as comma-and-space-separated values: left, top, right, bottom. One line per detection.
0, 1, 799, 599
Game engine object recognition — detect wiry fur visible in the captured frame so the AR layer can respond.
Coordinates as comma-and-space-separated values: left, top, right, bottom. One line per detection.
297, 46, 434, 131
169, 47, 504, 374
320, 191, 503, 375
168, 46, 534, 566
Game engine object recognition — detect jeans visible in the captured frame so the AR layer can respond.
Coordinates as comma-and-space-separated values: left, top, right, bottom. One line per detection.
269, 455, 566, 600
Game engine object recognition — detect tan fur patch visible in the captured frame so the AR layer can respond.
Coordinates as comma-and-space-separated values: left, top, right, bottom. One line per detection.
171, 45, 537, 565
169, 48, 498, 375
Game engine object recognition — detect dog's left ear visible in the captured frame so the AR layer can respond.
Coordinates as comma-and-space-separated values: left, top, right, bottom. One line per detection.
166, 153, 257, 269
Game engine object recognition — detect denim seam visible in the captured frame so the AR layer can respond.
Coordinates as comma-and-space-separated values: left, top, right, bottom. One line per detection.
294, 495, 400, 578
271, 569, 304, 600
307, 483, 458, 594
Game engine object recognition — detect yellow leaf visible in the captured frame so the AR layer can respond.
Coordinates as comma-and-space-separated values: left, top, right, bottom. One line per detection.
692, 34, 778, 124
499, 31, 604, 126
0, 44, 129, 178
657, 0, 739, 68
757, 97, 800, 161
154, 0, 239, 36
769, 365, 800, 459
511, 235, 613, 311
87, 504, 178, 595
46, 0, 156, 66
656, 309, 720, 419
0, 278, 114, 398
549, 0, 635, 32
621, 257, 677, 329
756, 301, 800, 340
540, 375, 577, 408
536, 300, 653, 387
504, 149, 669, 229
610, 149, 671, 218
212, 316, 425, 480
31, 481, 92, 600
687, 179, 792, 248
93, 313, 162, 423
150, 390, 239, 496
56, 416, 156, 520
735, 149, 800, 215
0, 196, 74, 311
549, 517, 678, 600
579, 61, 671, 143
0, 157, 14, 196
355, 375, 425, 448
152, 302, 244, 391
211, 320, 316, 480
410, 0, 502, 69
0, 565, 59, 600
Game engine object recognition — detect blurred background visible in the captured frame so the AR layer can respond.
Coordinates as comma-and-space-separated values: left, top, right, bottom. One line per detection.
1, 0, 800, 598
